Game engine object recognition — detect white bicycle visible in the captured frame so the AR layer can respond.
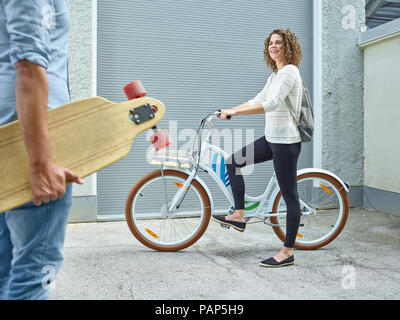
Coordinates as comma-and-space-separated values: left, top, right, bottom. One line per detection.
125, 111, 350, 251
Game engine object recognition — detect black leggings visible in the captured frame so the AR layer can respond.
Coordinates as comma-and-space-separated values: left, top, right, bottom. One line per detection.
226, 136, 301, 248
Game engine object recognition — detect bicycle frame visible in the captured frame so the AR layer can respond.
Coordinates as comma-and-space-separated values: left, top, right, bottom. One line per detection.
165, 118, 294, 220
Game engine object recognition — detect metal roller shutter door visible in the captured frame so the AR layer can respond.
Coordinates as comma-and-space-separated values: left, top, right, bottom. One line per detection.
97, 0, 313, 219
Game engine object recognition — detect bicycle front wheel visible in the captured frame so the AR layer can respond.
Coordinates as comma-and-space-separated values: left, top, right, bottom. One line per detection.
125, 169, 211, 251
270, 172, 349, 250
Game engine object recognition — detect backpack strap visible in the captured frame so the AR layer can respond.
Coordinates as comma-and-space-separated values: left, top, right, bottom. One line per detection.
285, 76, 306, 125
285, 96, 299, 126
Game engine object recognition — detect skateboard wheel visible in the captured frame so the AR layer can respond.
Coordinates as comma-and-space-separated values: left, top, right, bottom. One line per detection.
123, 81, 146, 100
150, 129, 171, 151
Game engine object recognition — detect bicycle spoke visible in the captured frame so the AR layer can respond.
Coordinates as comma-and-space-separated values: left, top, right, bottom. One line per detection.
130, 174, 206, 247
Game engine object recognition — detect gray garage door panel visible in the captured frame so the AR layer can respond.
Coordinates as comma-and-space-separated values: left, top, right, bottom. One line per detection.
97, 0, 313, 218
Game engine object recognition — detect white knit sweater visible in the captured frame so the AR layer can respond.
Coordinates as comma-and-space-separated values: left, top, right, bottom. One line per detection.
248, 64, 302, 144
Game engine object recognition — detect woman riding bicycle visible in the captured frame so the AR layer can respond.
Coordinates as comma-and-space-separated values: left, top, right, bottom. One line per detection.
213, 28, 303, 268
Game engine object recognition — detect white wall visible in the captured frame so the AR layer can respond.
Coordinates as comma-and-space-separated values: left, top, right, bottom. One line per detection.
66, 0, 97, 198
363, 34, 400, 193
65, 0, 98, 222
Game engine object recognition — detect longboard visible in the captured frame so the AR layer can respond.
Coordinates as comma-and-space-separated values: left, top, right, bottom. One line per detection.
0, 92, 165, 213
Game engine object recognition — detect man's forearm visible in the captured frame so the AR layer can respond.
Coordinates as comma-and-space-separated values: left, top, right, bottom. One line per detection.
14, 60, 83, 205
15, 60, 52, 168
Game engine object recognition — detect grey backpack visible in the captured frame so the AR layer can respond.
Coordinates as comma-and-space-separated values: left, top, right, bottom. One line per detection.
285, 78, 314, 142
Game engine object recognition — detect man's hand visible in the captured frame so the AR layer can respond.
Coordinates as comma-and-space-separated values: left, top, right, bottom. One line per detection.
30, 162, 85, 206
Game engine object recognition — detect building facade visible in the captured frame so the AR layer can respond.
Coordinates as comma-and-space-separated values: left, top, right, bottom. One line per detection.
65, 0, 398, 222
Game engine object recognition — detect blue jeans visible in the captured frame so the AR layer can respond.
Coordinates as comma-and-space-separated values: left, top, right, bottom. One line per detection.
0, 186, 72, 300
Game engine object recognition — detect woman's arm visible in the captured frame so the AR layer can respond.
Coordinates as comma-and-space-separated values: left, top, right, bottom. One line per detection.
220, 102, 264, 120
220, 66, 298, 120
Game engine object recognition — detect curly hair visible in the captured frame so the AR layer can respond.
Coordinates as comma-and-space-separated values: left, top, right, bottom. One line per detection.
264, 29, 302, 73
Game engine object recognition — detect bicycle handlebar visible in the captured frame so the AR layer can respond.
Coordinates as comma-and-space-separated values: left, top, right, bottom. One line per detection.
217, 110, 231, 120
208, 110, 231, 121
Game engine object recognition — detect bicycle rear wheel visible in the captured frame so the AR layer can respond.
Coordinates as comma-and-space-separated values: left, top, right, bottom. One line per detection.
270, 172, 349, 250
125, 169, 211, 251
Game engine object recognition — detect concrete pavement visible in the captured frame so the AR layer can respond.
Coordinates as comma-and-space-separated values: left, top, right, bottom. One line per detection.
51, 207, 400, 300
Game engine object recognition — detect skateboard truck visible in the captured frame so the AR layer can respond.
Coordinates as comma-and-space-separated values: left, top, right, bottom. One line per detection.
123, 80, 171, 151
124, 81, 155, 124
129, 103, 155, 124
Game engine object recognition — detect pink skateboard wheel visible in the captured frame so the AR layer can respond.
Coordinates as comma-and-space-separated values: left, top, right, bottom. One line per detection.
150, 129, 171, 151
123, 81, 146, 100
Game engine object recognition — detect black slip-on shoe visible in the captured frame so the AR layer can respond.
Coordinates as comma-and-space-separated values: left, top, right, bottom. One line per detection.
259, 255, 294, 268
211, 215, 246, 232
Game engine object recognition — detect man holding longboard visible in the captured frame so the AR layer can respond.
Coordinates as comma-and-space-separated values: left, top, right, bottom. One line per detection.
0, 0, 166, 300
0, 0, 84, 299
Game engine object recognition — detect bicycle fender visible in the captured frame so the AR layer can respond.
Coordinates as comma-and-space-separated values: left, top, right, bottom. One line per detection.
297, 168, 350, 193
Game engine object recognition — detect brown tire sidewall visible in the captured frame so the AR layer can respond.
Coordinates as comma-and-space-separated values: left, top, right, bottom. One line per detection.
125, 169, 211, 251
270, 172, 349, 250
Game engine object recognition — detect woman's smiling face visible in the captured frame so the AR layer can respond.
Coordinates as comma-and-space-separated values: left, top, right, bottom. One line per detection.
268, 33, 285, 62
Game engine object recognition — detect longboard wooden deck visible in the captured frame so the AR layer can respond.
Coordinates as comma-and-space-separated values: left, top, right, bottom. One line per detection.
0, 96, 165, 213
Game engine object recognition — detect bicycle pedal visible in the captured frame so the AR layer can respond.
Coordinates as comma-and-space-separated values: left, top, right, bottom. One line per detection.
221, 224, 230, 229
